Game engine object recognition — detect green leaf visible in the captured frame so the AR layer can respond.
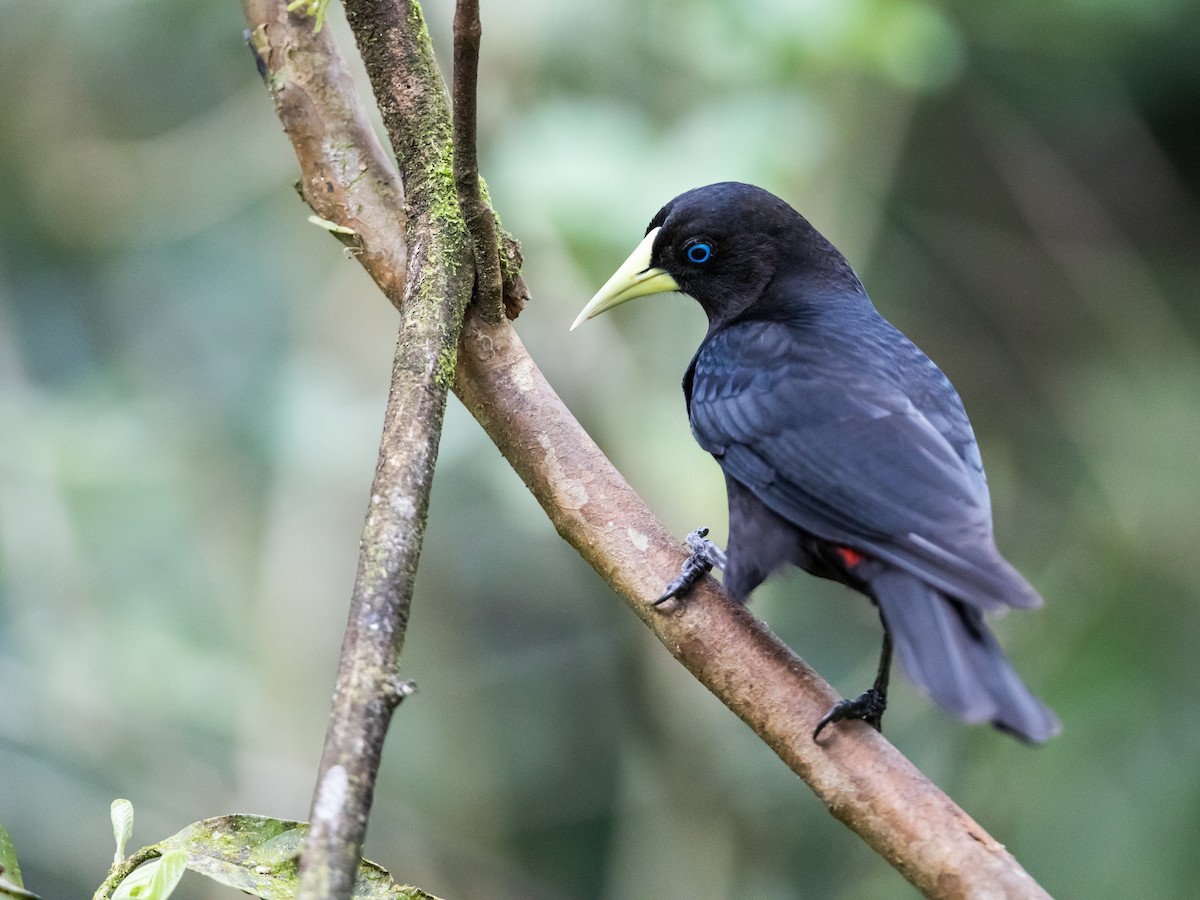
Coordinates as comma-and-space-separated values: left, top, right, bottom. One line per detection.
0, 823, 37, 898
111, 800, 135, 865
0, 875, 40, 900
111, 850, 186, 900
306, 214, 356, 236
305, 214, 363, 251
0, 823, 24, 889
93, 815, 439, 900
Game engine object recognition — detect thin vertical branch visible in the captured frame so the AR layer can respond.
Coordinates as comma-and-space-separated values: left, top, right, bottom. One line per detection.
452, 0, 504, 322
246, 1, 473, 897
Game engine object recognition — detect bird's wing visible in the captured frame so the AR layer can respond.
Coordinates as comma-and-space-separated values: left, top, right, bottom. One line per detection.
688, 319, 1041, 611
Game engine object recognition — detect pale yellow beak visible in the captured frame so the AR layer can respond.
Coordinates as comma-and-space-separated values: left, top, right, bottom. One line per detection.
570, 227, 681, 331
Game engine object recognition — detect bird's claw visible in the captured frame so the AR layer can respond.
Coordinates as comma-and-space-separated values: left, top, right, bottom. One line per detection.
812, 687, 887, 741
654, 527, 726, 606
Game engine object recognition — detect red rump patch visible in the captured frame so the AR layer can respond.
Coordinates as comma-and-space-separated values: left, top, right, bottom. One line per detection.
835, 546, 864, 568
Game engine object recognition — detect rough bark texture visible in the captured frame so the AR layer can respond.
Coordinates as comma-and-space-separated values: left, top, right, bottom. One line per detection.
245, 1, 407, 307
243, 1, 1053, 897
452, 0, 504, 323
245, 2, 472, 897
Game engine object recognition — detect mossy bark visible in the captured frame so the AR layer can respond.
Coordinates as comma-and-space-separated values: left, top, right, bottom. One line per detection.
262, 2, 475, 898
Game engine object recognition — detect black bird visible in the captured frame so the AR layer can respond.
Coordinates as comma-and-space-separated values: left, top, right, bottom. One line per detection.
572, 182, 1059, 743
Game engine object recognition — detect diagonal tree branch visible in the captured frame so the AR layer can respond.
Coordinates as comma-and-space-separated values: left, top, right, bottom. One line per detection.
245, 1, 407, 306
244, 2, 1052, 898
452, 314, 1052, 900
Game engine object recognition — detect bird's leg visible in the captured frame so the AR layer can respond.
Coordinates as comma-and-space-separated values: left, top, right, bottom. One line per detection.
813, 628, 894, 740
654, 527, 727, 605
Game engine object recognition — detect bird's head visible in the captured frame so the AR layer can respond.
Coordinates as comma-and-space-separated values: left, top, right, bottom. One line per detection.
572, 182, 861, 332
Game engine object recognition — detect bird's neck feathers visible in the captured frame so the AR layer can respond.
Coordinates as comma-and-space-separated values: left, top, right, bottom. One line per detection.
703, 226, 868, 334
781, 219, 867, 299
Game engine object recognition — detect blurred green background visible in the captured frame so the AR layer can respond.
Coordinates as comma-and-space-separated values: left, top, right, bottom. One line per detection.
3, 0, 1199, 897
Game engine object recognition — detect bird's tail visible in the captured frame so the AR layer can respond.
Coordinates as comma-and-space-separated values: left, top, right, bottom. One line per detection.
872, 570, 1061, 742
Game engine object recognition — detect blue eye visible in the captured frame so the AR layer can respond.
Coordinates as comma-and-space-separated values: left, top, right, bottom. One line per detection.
686, 241, 713, 264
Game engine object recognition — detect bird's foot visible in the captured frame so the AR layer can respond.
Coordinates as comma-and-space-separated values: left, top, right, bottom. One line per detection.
812, 688, 887, 741
654, 528, 726, 606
